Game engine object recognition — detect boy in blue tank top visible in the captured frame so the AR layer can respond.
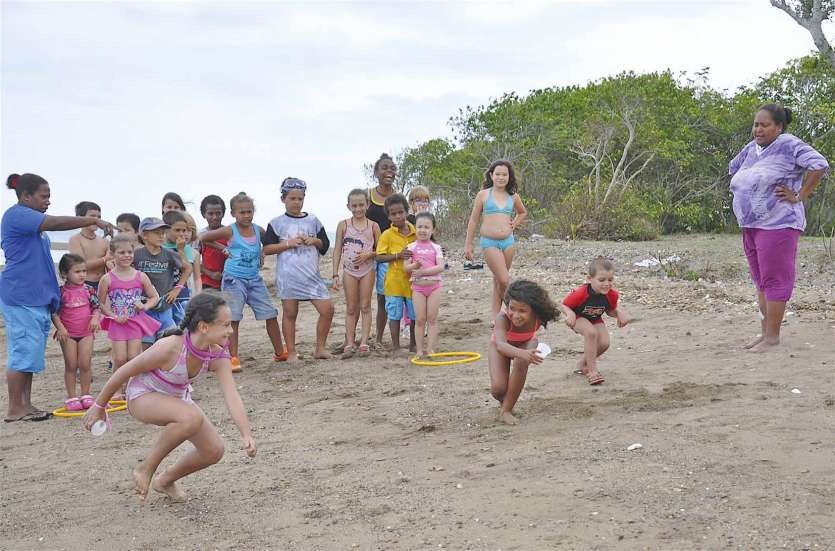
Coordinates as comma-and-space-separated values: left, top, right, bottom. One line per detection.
199, 192, 286, 372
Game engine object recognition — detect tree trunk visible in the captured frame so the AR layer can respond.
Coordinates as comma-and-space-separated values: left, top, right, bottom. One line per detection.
770, 0, 835, 70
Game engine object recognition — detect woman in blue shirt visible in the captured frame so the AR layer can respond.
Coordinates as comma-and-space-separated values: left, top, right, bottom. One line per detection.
2, 173, 114, 422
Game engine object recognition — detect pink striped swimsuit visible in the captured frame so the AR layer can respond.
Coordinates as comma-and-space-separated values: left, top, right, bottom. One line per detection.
126, 333, 230, 404
341, 218, 375, 278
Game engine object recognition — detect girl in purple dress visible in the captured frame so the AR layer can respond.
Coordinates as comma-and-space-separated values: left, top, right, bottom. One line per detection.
728, 104, 829, 352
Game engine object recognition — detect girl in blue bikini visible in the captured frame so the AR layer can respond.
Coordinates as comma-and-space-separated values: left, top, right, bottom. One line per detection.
464, 160, 527, 322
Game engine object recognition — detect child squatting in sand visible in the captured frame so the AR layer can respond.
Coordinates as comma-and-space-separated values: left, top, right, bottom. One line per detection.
561, 256, 631, 385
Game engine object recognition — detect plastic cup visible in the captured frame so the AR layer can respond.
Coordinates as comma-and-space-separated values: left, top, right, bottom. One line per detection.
91, 420, 108, 436
536, 343, 552, 358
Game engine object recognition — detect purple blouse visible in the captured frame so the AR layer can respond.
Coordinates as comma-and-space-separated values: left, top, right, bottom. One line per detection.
728, 134, 829, 231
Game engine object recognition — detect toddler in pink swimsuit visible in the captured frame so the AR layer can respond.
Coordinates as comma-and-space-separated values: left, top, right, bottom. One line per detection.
404, 212, 444, 359
98, 235, 161, 393
52, 254, 102, 411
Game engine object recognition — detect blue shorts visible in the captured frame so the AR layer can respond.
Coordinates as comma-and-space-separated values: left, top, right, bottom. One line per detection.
479, 235, 515, 251
0, 298, 51, 374
375, 262, 388, 296
385, 296, 415, 322
222, 275, 278, 322
143, 305, 177, 344
171, 287, 191, 327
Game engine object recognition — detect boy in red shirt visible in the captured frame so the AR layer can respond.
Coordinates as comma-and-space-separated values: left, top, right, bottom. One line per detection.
561, 257, 631, 385
198, 195, 228, 290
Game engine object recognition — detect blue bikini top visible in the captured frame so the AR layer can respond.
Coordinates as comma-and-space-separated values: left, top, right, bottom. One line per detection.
483, 188, 514, 216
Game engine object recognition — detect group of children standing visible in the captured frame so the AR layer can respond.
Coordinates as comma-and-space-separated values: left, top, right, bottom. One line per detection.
53, 158, 631, 429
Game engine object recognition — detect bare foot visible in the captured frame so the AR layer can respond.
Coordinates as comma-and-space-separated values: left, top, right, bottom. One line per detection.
286, 353, 302, 364
133, 467, 153, 504
573, 357, 586, 375
498, 411, 518, 425
748, 339, 780, 353
313, 350, 332, 360
743, 334, 764, 350
152, 478, 188, 502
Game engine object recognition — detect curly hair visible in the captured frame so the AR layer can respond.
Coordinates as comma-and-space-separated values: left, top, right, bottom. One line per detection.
503, 279, 560, 327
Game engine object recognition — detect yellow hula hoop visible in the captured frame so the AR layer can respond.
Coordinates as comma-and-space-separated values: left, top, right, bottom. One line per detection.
410, 352, 481, 367
52, 400, 128, 419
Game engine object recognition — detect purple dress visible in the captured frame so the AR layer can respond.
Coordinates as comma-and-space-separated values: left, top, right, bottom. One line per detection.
728, 134, 829, 231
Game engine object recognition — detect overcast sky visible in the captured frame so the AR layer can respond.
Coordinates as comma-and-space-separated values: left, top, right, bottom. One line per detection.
0, 0, 823, 231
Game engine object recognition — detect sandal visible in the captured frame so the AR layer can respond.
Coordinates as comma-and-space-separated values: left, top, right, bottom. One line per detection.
586, 370, 605, 386
65, 397, 83, 412
4, 410, 52, 422
273, 351, 289, 362
357, 344, 370, 356
80, 395, 95, 409
230, 356, 242, 373
340, 346, 356, 360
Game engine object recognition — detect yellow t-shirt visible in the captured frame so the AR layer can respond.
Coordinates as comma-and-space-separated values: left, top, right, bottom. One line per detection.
376, 223, 417, 297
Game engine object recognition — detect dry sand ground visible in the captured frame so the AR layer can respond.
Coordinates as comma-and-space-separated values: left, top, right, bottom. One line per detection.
2, 234, 834, 550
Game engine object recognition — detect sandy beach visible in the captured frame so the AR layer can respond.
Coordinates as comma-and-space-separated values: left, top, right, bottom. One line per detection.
2, 233, 834, 550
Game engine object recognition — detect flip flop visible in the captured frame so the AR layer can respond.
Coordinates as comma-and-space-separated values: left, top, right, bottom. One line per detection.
586, 371, 605, 386
4, 410, 52, 422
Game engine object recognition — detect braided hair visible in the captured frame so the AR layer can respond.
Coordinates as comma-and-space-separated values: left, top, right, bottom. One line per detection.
162, 291, 228, 337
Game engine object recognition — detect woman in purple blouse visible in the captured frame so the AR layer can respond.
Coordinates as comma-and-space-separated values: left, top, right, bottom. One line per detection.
729, 104, 829, 352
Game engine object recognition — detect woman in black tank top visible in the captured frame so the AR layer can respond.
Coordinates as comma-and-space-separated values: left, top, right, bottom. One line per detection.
367, 154, 396, 232
368, 153, 397, 347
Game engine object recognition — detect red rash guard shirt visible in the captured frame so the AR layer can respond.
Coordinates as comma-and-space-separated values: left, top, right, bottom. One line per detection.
562, 284, 619, 325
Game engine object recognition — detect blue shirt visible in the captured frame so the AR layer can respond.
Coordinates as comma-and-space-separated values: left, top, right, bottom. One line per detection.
223, 223, 262, 279
0, 204, 61, 311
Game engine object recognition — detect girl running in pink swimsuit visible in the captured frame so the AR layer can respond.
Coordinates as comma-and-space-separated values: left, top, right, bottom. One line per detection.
84, 291, 256, 504
489, 280, 559, 425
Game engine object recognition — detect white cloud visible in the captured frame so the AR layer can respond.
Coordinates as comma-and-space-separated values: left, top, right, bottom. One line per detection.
1, 0, 822, 229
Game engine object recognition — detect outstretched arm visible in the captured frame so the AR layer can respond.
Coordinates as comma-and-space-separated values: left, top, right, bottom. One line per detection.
199, 226, 233, 244
41, 216, 114, 236
214, 358, 257, 457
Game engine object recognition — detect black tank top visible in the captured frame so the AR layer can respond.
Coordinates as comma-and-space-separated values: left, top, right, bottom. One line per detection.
367, 187, 391, 232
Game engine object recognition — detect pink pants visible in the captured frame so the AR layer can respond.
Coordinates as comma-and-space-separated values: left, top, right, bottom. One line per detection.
742, 227, 800, 302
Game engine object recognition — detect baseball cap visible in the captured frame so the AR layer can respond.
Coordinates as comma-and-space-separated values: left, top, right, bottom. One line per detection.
139, 217, 170, 232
